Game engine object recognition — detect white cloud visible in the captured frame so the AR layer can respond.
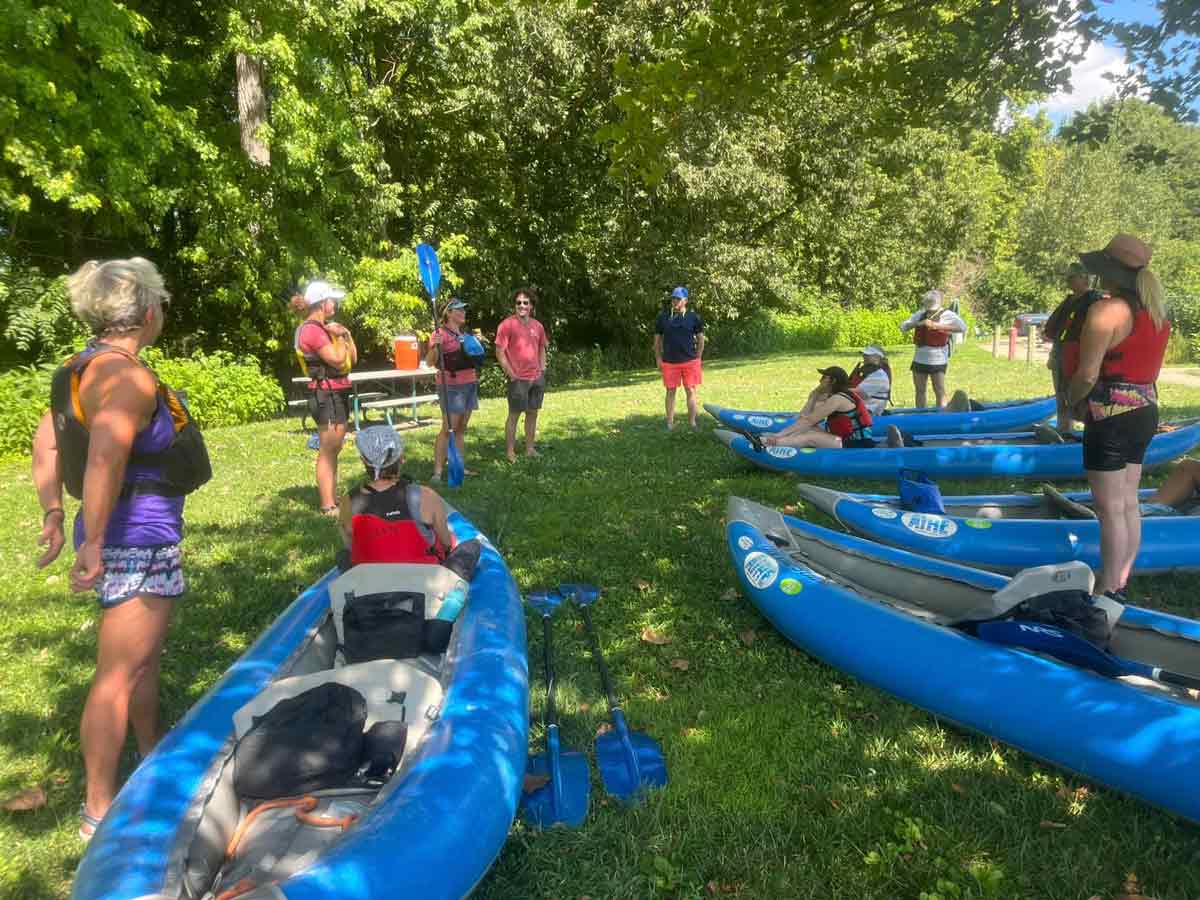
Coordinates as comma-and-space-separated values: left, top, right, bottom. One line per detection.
1038, 40, 1139, 118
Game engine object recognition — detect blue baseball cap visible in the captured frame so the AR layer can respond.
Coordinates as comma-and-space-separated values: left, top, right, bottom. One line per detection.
671, 286, 689, 300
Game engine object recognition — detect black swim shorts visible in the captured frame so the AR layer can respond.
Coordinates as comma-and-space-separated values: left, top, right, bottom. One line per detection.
910, 361, 948, 375
1083, 404, 1158, 472
308, 388, 351, 427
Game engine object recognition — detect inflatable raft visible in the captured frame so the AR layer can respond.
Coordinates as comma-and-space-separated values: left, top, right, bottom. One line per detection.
797, 483, 1200, 574
73, 509, 528, 900
726, 496, 1200, 822
713, 419, 1200, 480
704, 396, 1055, 437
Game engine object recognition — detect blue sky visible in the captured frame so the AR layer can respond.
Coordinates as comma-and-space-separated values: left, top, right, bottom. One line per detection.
1032, 0, 1169, 126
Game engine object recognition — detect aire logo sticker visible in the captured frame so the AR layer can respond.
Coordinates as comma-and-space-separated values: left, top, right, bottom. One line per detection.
900, 511, 958, 538
737, 535, 753, 551
748, 416, 774, 429
766, 446, 798, 459
743, 551, 779, 589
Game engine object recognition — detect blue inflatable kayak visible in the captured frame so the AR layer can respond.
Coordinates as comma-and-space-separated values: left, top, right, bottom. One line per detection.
713, 419, 1200, 480
726, 496, 1200, 822
73, 509, 528, 900
796, 483, 1200, 574
704, 396, 1055, 437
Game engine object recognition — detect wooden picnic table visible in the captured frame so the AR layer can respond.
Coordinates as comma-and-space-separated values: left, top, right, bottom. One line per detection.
292, 365, 440, 430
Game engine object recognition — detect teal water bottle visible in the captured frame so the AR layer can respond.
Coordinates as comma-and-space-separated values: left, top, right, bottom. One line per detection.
436, 583, 469, 622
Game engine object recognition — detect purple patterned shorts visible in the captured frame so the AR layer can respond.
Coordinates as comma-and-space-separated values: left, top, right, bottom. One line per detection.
96, 544, 185, 609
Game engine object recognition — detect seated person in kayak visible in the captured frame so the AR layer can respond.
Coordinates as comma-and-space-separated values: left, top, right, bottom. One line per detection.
1141, 457, 1200, 515
338, 425, 455, 564
763, 366, 873, 449
848, 346, 891, 417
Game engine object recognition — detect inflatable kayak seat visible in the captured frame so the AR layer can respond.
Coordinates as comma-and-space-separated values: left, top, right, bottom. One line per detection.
329, 563, 469, 664
961, 561, 1094, 623
206, 660, 445, 897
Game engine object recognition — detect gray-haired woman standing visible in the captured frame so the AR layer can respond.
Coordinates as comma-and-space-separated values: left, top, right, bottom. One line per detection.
32, 258, 209, 841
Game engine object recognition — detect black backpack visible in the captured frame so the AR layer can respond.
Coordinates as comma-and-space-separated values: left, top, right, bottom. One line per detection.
234, 682, 368, 800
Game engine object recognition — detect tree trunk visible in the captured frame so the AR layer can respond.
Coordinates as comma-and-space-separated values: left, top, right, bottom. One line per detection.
237, 52, 270, 167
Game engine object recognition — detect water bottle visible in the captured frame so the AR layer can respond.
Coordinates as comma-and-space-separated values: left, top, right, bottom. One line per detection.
436, 582, 469, 622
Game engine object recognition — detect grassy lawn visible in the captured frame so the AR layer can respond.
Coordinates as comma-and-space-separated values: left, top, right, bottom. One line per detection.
3, 342, 1200, 900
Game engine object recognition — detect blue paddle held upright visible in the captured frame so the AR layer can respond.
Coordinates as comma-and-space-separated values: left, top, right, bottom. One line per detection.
560, 583, 668, 802
521, 589, 590, 828
415, 242, 464, 487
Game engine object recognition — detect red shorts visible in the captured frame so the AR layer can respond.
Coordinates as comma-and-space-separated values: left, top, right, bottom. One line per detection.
661, 358, 702, 389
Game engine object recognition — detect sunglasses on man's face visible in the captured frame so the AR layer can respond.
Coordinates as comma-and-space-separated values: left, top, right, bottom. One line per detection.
516, 300, 532, 307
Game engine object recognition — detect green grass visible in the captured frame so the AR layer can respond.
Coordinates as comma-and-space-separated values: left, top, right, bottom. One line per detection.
3, 342, 1200, 899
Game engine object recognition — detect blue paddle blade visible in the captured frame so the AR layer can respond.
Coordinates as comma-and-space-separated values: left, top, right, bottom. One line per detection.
523, 725, 590, 828
415, 243, 441, 298
559, 583, 600, 607
976, 620, 1125, 678
447, 437, 464, 487
595, 708, 667, 802
526, 589, 564, 616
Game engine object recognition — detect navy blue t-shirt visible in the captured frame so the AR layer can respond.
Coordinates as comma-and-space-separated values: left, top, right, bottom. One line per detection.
656, 310, 704, 363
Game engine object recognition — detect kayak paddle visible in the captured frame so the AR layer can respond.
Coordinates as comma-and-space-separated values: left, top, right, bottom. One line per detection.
521, 589, 590, 827
977, 620, 1200, 690
415, 242, 464, 488
560, 583, 668, 802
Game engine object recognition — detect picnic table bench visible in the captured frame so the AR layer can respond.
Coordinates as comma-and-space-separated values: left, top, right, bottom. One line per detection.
291, 366, 439, 430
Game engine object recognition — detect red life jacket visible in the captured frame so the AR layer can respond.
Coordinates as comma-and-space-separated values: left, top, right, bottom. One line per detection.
349, 481, 446, 566
1060, 300, 1169, 384
826, 390, 873, 441
1100, 307, 1169, 384
914, 310, 951, 348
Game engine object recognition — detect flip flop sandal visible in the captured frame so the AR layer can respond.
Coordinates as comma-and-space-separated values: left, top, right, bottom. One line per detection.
79, 805, 102, 843
319, 505, 339, 518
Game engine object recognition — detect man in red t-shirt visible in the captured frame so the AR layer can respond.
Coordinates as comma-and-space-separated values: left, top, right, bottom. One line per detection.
495, 287, 549, 462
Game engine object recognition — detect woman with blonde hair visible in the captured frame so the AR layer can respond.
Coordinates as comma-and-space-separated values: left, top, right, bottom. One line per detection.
31, 258, 210, 840
1065, 234, 1170, 600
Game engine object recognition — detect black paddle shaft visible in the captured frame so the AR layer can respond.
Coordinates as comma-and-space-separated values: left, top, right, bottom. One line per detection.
579, 605, 621, 711
541, 614, 558, 727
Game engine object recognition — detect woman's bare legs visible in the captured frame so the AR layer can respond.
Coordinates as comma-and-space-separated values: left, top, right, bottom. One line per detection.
912, 371, 929, 408
316, 421, 346, 508
80, 595, 173, 823
1088, 466, 1136, 594
930, 371, 948, 408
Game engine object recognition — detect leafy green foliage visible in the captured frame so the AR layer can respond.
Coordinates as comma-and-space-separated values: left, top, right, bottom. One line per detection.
970, 263, 1051, 328
0, 364, 52, 458
142, 348, 284, 430
0, 269, 84, 365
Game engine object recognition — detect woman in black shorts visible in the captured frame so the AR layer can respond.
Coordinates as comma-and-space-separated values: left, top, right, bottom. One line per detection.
1066, 235, 1170, 599
293, 280, 358, 515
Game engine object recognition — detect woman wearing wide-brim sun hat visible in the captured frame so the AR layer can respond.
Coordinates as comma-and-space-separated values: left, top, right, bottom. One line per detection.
1063, 234, 1170, 602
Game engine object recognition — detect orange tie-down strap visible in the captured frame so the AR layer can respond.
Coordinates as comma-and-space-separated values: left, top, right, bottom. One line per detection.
215, 795, 362, 900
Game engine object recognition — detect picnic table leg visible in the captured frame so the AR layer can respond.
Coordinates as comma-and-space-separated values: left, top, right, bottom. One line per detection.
352, 384, 362, 430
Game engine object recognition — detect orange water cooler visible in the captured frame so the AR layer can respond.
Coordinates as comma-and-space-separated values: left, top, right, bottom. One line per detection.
393, 334, 420, 370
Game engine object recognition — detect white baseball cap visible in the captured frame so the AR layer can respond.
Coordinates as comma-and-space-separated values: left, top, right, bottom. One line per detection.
861, 345, 885, 357
304, 280, 346, 306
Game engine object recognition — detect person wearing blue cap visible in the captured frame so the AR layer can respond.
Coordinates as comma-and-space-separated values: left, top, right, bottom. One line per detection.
654, 286, 705, 430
